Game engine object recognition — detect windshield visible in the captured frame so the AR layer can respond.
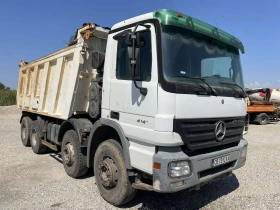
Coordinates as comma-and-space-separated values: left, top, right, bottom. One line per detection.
161, 25, 245, 94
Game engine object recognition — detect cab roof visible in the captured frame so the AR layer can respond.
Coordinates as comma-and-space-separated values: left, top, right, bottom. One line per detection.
111, 9, 245, 53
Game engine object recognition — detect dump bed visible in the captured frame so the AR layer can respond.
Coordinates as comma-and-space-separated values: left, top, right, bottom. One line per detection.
17, 24, 109, 120
247, 101, 275, 113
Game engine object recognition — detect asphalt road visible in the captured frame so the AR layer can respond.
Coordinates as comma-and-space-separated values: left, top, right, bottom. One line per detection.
0, 106, 280, 210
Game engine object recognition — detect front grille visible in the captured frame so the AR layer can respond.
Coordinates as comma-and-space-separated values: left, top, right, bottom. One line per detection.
174, 117, 245, 152
199, 161, 236, 179
181, 142, 239, 156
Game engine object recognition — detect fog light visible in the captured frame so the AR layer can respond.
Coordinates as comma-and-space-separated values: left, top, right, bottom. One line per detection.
169, 161, 190, 178
241, 147, 247, 158
170, 180, 184, 188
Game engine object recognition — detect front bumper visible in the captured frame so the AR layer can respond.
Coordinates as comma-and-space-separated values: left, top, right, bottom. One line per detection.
153, 139, 247, 192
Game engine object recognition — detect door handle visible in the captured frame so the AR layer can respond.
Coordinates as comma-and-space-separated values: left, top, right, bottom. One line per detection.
110, 111, 119, 120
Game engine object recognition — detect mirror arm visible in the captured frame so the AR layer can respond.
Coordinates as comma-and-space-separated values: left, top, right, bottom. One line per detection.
130, 24, 149, 96
133, 80, 147, 96
132, 23, 151, 33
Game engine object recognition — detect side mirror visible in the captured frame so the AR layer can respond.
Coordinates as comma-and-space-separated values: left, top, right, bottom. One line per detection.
229, 67, 233, 79
125, 32, 146, 48
92, 51, 105, 70
127, 46, 140, 80
114, 23, 151, 96
125, 32, 140, 46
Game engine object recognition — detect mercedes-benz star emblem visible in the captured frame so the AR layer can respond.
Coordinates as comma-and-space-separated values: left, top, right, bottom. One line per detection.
215, 121, 226, 141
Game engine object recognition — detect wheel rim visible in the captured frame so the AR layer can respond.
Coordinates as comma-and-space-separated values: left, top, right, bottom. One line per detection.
31, 128, 37, 146
98, 156, 118, 189
261, 117, 267, 123
63, 143, 75, 165
22, 125, 26, 140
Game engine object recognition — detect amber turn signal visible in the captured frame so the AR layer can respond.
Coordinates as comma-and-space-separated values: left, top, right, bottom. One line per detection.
153, 162, 161, 170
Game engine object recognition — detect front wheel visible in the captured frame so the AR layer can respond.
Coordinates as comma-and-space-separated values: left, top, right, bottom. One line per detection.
94, 139, 137, 206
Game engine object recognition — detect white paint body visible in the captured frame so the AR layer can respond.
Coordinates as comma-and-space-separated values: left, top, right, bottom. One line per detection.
17, 12, 246, 175
103, 14, 247, 174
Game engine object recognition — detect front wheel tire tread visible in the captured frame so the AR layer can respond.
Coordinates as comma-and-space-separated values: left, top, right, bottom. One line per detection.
94, 139, 137, 206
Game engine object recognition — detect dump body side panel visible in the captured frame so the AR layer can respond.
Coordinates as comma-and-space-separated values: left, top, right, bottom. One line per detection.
17, 47, 79, 119
17, 26, 109, 120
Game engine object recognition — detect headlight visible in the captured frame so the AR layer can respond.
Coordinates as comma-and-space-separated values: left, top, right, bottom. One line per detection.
169, 161, 191, 178
241, 146, 247, 158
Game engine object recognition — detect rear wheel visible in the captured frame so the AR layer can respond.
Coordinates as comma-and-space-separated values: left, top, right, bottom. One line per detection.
94, 139, 137, 206
30, 120, 47, 154
258, 113, 269, 125
20, 116, 32, 146
61, 130, 88, 178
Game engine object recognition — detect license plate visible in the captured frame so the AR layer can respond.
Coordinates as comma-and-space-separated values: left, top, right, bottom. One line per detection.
212, 155, 230, 167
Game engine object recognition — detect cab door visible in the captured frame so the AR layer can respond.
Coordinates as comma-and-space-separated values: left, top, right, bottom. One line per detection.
109, 23, 158, 141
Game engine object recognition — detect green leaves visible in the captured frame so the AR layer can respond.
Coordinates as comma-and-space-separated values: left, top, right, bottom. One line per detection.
0, 82, 17, 106
0, 82, 5, 90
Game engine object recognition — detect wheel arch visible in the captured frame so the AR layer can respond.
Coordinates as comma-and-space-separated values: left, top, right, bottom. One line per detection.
20, 111, 37, 123
57, 118, 93, 145
87, 119, 131, 169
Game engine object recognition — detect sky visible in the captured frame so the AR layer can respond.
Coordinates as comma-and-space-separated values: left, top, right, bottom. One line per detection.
0, 0, 279, 89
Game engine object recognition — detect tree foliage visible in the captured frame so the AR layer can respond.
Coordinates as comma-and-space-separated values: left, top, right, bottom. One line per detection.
0, 82, 5, 90
0, 82, 17, 106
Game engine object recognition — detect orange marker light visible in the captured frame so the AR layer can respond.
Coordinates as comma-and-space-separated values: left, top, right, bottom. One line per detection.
153, 162, 161, 170
177, 13, 183, 18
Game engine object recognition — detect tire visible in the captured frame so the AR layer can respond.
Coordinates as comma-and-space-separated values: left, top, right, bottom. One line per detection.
20, 116, 32, 146
61, 130, 88, 178
258, 113, 269, 125
94, 139, 137, 206
30, 120, 47, 154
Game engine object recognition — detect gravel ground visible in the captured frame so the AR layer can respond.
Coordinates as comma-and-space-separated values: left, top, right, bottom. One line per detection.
0, 105, 280, 210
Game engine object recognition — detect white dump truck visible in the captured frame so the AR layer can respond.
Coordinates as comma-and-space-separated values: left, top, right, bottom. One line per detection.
17, 9, 248, 206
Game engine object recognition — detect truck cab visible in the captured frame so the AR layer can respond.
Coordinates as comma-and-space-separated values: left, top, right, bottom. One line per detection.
101, 8, 247, 191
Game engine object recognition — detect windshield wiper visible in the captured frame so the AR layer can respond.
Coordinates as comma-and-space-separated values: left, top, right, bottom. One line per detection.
220, 81, 247, 97
172, 75, 218, 96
